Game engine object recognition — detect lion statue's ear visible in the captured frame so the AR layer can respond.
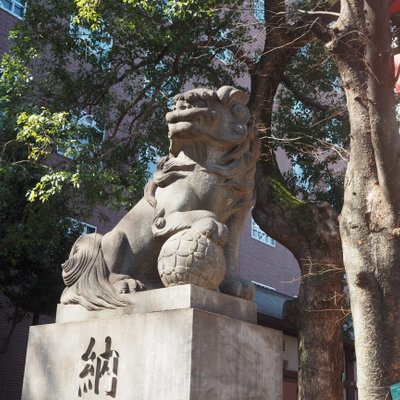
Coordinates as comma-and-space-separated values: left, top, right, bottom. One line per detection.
217, 86, 249, 107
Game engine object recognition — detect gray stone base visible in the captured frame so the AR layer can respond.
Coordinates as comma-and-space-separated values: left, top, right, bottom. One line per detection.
22, 286, 282, 400
56, 285, 257, 324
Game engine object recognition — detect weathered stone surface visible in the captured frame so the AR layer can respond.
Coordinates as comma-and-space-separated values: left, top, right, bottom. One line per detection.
56, 285, 257, 324
23, 308, 282, 400
60, 86, 260, 310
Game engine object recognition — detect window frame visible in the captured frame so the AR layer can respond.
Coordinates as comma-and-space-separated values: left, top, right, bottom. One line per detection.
81, 222, 97, 235
69, 218, 97, 235
251, 218, 276, 247
0, 0, 26, 19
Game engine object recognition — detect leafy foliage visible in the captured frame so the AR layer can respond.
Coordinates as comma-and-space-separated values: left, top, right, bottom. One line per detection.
273, 41, 348, 211
0, 90, 81, 319
0, 0, 253, 319
4, 0, 347, 211
4, 0, 250, 208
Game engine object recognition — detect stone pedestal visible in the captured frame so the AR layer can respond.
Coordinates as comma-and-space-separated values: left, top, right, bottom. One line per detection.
22, 285, 282, 400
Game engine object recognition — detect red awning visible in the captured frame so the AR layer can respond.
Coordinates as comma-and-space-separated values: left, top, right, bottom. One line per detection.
391, 0, 400, 14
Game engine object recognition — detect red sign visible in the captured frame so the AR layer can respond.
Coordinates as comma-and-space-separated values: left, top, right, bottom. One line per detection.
391, 0, 400, 14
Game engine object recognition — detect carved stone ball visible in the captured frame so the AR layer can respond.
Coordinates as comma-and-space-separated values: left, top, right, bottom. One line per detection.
157, 228, 226, 290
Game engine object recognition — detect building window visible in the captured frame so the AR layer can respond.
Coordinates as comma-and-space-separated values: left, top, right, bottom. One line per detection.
70, 218, 97, 235
0, 0, 26, 19
77, 112, 98, 131
81, 222, 97, 235
254, 0, 265, 22
251, 218, 276, 247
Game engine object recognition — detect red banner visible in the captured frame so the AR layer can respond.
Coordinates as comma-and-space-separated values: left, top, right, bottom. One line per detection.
391, 0, 400, 13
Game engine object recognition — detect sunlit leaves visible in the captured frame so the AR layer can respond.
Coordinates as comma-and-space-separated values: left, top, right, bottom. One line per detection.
74, 0, 102, 29
27, 171, 72, 202
17, 110, 68, 161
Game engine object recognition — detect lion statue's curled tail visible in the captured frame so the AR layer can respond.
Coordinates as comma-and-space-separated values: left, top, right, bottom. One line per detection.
61, 234, 126, 310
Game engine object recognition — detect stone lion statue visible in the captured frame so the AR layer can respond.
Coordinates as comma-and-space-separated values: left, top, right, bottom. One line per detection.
60, 86, 260, 310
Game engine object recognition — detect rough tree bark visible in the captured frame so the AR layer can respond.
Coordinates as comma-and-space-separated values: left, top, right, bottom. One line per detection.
254, 165, 344, 400
320, 1, 400, 398
248, 2, 345, 399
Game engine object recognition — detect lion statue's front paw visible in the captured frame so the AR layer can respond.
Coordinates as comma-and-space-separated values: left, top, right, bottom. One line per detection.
219, 274, 255, 300
191, 218, 229, 246
109, 273, 145, 294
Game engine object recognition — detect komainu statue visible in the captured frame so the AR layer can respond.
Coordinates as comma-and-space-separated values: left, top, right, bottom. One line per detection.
61, 86, 260, 310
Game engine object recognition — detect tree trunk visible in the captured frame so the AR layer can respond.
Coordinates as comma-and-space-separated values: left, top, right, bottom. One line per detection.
326, 1, 400, 398
248, 3, 346, 398
254, 165, 345, 400
296, 252, 344, 400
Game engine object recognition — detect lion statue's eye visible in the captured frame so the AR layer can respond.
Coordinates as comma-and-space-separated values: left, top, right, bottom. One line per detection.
231, 104, 250, 122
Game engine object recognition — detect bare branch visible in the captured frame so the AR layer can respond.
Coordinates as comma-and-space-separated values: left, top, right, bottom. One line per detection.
296, 9, 340, 17
198, 38, 255, 70
282, 75, 346, 121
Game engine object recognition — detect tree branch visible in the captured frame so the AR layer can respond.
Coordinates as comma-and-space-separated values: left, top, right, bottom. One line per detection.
282, 75, 345, 121
198, 38, 255, 70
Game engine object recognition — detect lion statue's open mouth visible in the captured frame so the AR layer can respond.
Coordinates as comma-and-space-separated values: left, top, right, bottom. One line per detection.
166, 87, 251, 149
